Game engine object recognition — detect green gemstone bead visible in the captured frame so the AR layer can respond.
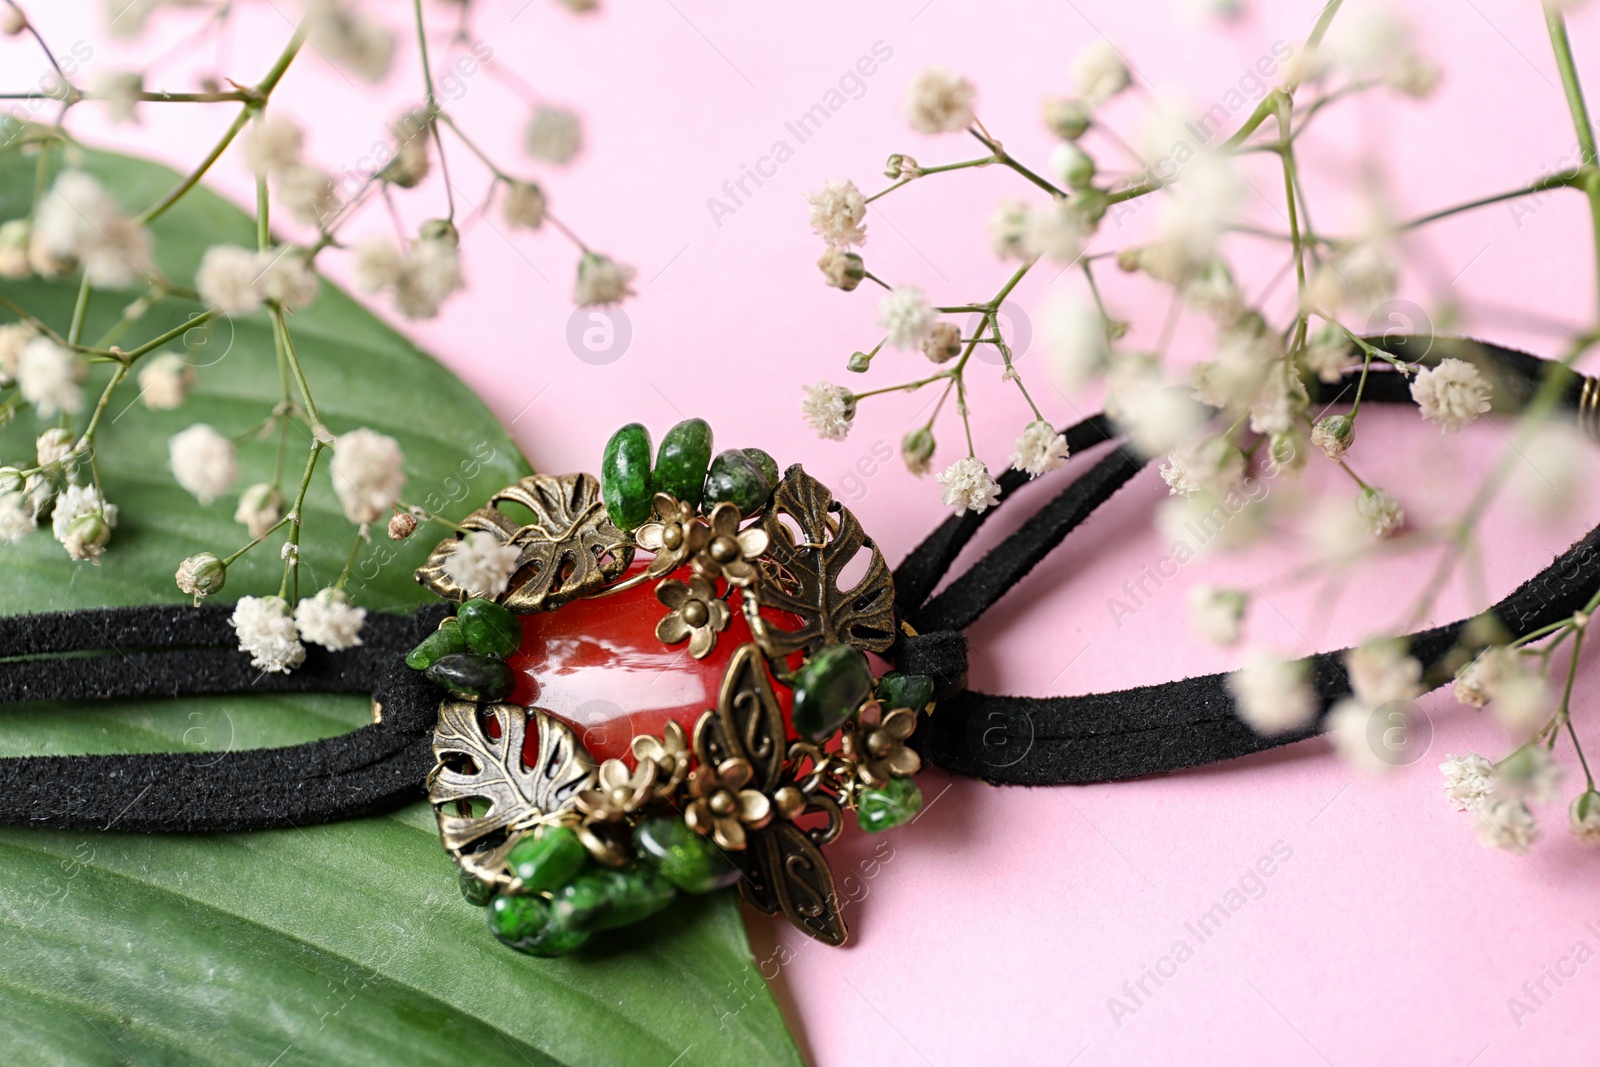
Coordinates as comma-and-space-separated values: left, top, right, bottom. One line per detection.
791, 643, 873, 740
507, 827, 589, 894
654, 418, 714, 509
458, 868, 497, 907
488, 893, 591, 957
635, 816, 741, 894
457, 597, 521, 659
551, 865, 677, 932
856, 777, 923, 833
742, 447, 780, 489
601, 423, 654, 530
703, 449, 771, 517
405, 618, 467, 670
875, 671, 935, 713
425, 653, 515, 702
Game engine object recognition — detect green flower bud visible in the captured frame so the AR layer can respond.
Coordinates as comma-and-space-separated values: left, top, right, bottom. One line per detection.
175, 552, 227, 600
1041, 97, 1091, 141
901, 428, 936, 476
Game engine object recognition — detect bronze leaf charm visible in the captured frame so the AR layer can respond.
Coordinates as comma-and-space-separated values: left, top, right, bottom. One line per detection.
756, 464, 896, 657
428, 701, 597, 890
415, 472, 634, 612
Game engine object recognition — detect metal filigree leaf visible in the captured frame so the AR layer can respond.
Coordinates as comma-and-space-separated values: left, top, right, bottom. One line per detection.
429, 701, 597, 887
693, 643, 786, 793
738, 823, 848, 947
415, 472, 634, 612
756, 464, 895, 656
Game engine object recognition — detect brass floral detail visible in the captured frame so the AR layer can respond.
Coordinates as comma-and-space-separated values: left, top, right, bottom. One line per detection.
755, 465, 895, 657
656, 574, 730, 658
841, 700, 921, 788
632, 720, 690, 798
633, 493, 706, 577
575, 757, 658, 822
690, 501, 769, 587
415, 472, 633, 613
684, 757, 773, 850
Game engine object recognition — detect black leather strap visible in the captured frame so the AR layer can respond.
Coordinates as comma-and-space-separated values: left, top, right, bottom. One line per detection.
897, 337, 1598, 783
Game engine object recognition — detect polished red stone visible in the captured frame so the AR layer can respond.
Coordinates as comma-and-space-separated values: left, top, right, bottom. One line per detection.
507, 563, 798, 763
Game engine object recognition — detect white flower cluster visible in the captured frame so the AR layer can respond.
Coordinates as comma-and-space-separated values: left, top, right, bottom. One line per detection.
28, 171, 154, 288
354, 230, 466, 321
197, 244, 321, 315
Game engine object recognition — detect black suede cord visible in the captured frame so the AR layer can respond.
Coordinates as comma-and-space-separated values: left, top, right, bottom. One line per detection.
896, 338, 1600, 784
0, 602, 451, 831
0, 338, 1589, 831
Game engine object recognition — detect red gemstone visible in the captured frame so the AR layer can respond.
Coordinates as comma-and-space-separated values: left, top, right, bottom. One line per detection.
507, 563, 799, 763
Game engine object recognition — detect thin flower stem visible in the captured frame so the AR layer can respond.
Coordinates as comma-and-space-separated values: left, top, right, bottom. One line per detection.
438, 113, 508, 180
1398, 175, 1579, 232
221, 514, 293, 567
1546, 10, 1600, 312
66, 273, 92, 347
412, 0, 455, 222
139, 30, 304, 224
271, 306, 318, 424
334, 527, 366, 590
279, 440, 326, 602
76, 363, 126, 446
966, 128, 1065, 198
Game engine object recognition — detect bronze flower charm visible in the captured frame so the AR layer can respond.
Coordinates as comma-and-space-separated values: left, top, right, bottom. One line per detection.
634, 493, 707, 577
691, 502, 769, 587
684, 757, 773, 850
575, 756, 658, 822
632, 720, 690, 798
841, 700, 921, 788
656, 574, 730, 658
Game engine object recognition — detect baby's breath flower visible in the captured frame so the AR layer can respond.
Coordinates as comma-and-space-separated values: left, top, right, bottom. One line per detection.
1190, 585, 1247, 646
242, 113, 304, 176
572, 251, 635, 308
235, 482, 285, 539
0, 6, 24, 34
802, 382, 854, 441
94, 71, 143, 125
1159, 435, 1245, 498
1410, 358, 1492, 433
51, 483, 117, 563
1041, 97, 1091, 140
806, 180, 868, 249
988, 199, 1032, 260
442, 529, 523, 599
1072, 40, 1132, 106
276, 164, 339, 228
921, 320, 962, 363
905, 66, 976, 134
935, 457, 1001, 514
1230, 651, 1317, 735
196, 245, 265, 315
294, 587, 367, 651
137, 352, 194, 410
1010, 420, 1069, 479
258, 247, 321, 310
901, 428, 936, 476
503, 181, 547, 229
1570, 791, 1600, 844
1497, 745, 1563, 804
1308, 240, 1396, 315
394, 227, 465, 319
379, 120, 431, 188
0, 218, 30, 279
1311, 414, 1353, 460
175, 552, 227, 602
524, 105, 583, 164
0, 487, 35, 543
1325, 698, 1393, 774
1454, 646, 1512, 707
818, 247, 865, 291
1109, 372, 1207, 458
353, 238, 405, 292
878, 286, 937, 350
1021, 200, 1090, 263
31, 170, 153, 288
1440, 753, 1496, 812
1355, 486, 1404, 538
1302, 326, 1351, 383
1492, 672, 1552, 737
1474, 798, 1538, 853
1050, 143, 1096, 190
18, 336, 83, 417
1346, 639, 1422, 706
304, 0, 394, 82
330, 428, 405, 525
1045, 294, 1110, 389
230, 595, 306, 674
1247, 362, 1306, 435
169, 424, 237, 506
35, 427, 76, 468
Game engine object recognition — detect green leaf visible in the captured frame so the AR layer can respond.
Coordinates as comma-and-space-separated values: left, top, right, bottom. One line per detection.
0, 149, 801, 1067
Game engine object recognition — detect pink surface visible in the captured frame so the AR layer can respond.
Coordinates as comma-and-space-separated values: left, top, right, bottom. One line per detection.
22, 0, 1600, 1063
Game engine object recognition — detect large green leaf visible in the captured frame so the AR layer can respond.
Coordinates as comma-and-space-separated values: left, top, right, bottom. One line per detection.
0, 149, 801, 1067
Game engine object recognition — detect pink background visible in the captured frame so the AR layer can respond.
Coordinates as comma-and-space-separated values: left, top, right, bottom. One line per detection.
20, 0, 1600, 1062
